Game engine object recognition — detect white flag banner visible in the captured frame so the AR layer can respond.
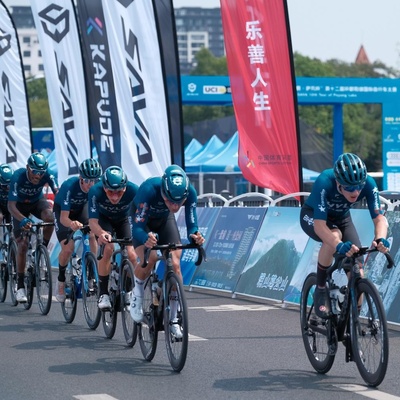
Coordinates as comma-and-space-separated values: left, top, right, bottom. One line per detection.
0, 1, 31, 169
101, 0, 171, 182
31, 0, 91, 183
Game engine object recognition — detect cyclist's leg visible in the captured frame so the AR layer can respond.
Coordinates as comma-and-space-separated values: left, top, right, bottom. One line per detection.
33, 198, 55, 247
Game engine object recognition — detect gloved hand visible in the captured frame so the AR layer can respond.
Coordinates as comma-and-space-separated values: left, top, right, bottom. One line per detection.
19, 217, 33, 229
375, 238, 390, 248
336, 241, 352, 255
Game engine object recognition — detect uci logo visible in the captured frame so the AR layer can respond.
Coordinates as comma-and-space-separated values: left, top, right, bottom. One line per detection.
0, 29, 11, 56
38, 4, 70, 43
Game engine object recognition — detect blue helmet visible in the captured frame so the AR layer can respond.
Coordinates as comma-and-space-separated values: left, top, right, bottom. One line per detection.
161, 165, 189, 203
102, 166, 127, 190
27, 152, 48, 171
0, 163, 13, 185
334, 153, 367, 186
79, 158, 102, 179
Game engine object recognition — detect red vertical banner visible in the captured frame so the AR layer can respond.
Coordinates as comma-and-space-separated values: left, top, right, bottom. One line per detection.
220, 0, 302, 194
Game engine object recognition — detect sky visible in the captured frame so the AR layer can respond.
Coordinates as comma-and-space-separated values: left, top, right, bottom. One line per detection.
5, 0, 400, 69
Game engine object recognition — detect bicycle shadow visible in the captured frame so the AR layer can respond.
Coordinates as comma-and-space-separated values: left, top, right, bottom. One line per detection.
213, 369, 363, 392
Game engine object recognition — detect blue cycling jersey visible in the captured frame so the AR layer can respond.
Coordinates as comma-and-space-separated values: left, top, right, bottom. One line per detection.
132, 176, 199, 244
305, 169, 382, 220
54, 176, 88, 211
8, 167, 58, 204
88, 180, 138, 220
0, 186, 8, 207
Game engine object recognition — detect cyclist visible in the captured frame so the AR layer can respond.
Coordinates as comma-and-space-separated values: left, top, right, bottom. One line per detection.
53, 158, 103, 302
130, 164, 205, 338
0, 164, 14, 259
8, 152, 58, 303
300, 153, 389, 319
88, 165, 138, 310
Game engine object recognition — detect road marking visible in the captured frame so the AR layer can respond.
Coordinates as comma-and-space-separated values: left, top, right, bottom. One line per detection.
189, 304, 278, 312
74, 395, 118, 400
333, 384, 400, 399
189, 333, 208, 341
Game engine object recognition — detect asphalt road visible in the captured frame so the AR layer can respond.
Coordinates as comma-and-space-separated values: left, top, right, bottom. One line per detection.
1, 279, 400, 400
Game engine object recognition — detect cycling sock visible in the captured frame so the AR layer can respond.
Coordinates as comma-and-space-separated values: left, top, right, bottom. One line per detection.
99, 275, 109, 296
17, 272, 25, 289
317, 262, 330, 288
133, 276, 144, 297
58, 264, 67, 282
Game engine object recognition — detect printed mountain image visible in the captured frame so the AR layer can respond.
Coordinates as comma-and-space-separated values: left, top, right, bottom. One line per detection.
235, 238, 301, 301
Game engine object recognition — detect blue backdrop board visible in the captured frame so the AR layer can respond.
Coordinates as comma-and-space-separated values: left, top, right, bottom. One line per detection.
234, 207, 308, 301
190, 207, 266, 292
156, 207, 222, 286
364, 210, 400, 325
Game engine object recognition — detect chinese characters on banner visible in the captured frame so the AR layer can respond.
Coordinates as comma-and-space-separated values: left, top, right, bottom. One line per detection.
220, 0, 302, 194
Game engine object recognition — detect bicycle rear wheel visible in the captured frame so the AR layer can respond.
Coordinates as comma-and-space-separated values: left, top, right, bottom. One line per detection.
102, 290, 117, 339
61, 265, 77, 323
82, 252, 101, 330
121, 260, 137, 347
350, 278, 388, 387
163, 272, 188, 372
7, 240, 18, 306
35, 244, 52, 315
300, 273, 335, 374
0, 260, 8, 302
138, 275, 158, 361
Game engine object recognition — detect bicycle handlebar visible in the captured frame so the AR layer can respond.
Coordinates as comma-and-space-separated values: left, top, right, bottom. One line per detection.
64, 225, 91, 245
97, 237, 133, 260
141, 243, 207, 268
337, 246, 395, 270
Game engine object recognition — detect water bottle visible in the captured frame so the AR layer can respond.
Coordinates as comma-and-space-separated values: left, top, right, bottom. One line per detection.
110, 268, 119, 291
152, 280, 159, 306
330, 288, 340, 315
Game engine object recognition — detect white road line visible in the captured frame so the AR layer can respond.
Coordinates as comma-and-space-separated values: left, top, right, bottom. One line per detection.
334, 384, 400, 399
189, 304, 278, 312
74, 395, 119, 400
189, 333, 208, 341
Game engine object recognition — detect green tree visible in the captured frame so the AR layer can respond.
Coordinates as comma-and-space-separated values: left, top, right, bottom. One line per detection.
26, 77, 51, 127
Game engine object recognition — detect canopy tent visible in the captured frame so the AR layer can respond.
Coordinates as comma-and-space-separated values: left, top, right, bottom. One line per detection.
186, 134, 224, 166
184, 138, 202, 162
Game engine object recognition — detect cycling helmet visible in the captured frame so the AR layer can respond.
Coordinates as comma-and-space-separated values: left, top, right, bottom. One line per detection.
333, 153, 367, 186
102, 166, 127, 190
0, 163, 13, 185
27, 152, 48, 171
161, 164, 189, 203
79, 158, 102, 179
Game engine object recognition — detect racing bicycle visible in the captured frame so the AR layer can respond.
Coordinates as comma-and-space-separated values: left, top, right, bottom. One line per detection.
98, 237, 137, 347
300, 246, 395, 387
61, 225, 101, 329
138, 242, 206, 372
8, 221, 54, 315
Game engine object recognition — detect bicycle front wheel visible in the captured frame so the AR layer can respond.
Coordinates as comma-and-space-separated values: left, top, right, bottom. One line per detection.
121, 260, 137, 347
7, 240, 18, 306
0, 260, 8, 302
138, 275, 158, 361
82, 252, 101, 330
102, 290, 117, 339
163, 272, 188, 372
350, 278, 389, 387
300, 273, 335, 374
61, 266, 77, 323
35, 245, 52, 315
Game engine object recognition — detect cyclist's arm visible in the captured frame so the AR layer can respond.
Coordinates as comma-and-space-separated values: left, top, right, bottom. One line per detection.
7, 200, 26, 223
372, 214, 388, 252
88, 217, 110, 244
60, 210, 82, 231
184, 186, 204, 244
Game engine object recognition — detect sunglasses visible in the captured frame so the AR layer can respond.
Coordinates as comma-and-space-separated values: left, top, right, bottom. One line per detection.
341, 184, 365, 193
81, 178, 99, 184
30, 167, 45, 176
104, 187, 125, 194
